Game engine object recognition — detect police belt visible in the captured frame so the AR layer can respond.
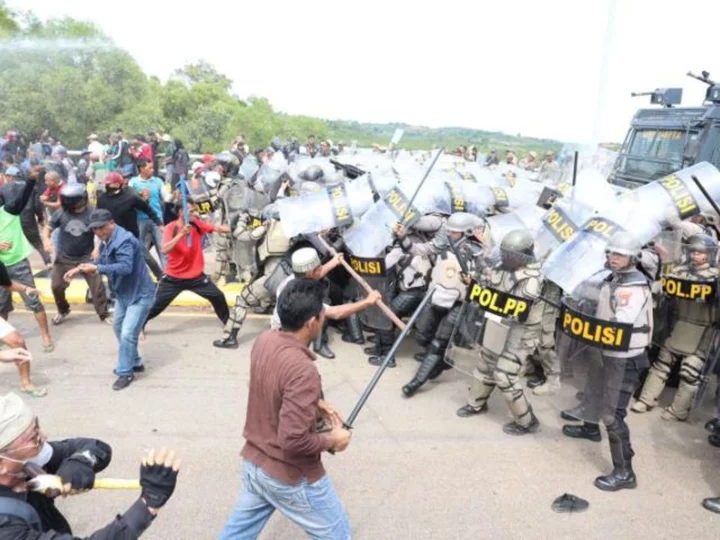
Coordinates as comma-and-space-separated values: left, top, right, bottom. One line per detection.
559, 301, 636, 352
466, 280, 533, 323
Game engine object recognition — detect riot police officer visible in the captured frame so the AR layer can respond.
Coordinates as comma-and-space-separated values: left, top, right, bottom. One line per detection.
397, 212, 486, 397
211, 152, 242, 283
631, 234, 719, 421
455, 229, 545, 435
562, 232, 653, 491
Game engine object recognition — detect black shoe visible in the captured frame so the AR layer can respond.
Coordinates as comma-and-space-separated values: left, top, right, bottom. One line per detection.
363, 346, 380, 356
213, 329, 239, 349
527, 375, 546, 389
133, 364, 145, 373
562, 424, 601, 442
594, 467, 637, 491
560, 405, 585, 422
252, 306, 272, 315
314, 344, 335, 359
503, 414, 539, 436
342, 333, 364, 344
709, 433, 720, 448
113, 374, 134, 391
368, 355, 395, 368
402, 378, 423, 397
702, 497, 720, 514
367, 334, 376, 343
705, 418, 720, 434
456, 403, 487, 418
413, 352, 425, 362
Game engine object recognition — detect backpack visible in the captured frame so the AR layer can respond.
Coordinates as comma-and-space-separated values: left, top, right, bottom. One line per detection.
0, 496, 42, 531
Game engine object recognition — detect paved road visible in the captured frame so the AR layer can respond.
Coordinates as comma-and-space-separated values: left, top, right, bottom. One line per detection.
0, 309, 718, 539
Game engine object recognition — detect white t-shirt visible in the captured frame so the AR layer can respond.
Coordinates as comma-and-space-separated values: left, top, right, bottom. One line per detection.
270, 275, 330, 330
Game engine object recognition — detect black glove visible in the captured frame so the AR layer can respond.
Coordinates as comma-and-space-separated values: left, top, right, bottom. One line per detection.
140, 459, 178, 509
56, 455, 96, 491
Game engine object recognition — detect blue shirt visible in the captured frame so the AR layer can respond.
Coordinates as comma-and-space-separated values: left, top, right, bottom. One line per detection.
97, 225, 156, 303
129, 176, 164, 221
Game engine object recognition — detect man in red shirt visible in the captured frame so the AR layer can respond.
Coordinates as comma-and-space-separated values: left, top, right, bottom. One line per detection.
130, 134, 154, 164
143, 202, 231, 328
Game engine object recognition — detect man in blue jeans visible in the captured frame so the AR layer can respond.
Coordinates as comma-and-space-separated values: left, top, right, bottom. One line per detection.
219, 279, 352, 539
63, 209, 156, 391
130, 158, 170, 269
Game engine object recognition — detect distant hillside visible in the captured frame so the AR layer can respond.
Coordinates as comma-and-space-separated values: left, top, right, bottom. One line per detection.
326, 120, 565, 156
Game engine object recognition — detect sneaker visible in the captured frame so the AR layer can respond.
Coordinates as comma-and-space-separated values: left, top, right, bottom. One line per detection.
113, 374, 134, 391
103, 316, 114, 325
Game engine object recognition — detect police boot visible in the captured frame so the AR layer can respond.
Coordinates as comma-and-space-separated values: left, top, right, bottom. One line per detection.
456, 403, 488, 418
502, 411, 540, 436
560, 404, 585, 422
526, 374, 546, 389
425, 341, 450, 380
402, 353, 441, 397
413, 352, 426, 362
594, 436, 636, 492
368, 330, 396, 367
709, 433, 720, 448
341, 314, 365, 345
313, 324, 335, 359
702, 497, 720, 514
705, 418, 720, 434
661, 381, 696, 422
562, 422, 601, 442
213, 328, 239, 349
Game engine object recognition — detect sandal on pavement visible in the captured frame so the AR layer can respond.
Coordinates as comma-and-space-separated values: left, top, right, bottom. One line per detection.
21, 387, 48, 398
52, 313, 69, 325
43, 342, 55, 353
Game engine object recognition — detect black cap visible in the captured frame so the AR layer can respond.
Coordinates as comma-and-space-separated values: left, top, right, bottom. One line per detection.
88, 209, 114, 229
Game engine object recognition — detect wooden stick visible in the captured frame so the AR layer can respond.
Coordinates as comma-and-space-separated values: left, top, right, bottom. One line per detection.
317, 236, 406, 330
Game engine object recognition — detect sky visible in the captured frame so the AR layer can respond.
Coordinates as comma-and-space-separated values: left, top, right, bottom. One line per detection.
8, 0, 720, 144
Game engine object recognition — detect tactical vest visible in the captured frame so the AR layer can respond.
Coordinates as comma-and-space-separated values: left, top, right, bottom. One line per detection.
399, 255, 431, 291
428, 239, 483, 309
257, 220, 291, 262
663, 263, 718, 357
596, 269, 652, 359
481, 262, 544, 356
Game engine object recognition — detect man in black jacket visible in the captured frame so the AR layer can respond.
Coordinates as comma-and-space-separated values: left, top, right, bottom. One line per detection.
96, 172, 163, 279
0, 392, 181, 538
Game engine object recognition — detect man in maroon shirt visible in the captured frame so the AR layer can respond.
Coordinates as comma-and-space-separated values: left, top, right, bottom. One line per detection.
143, 202, 231, 330
219, 278, 352, 539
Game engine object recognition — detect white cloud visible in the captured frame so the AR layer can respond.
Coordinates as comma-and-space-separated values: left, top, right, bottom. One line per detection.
8, 0, 720, 144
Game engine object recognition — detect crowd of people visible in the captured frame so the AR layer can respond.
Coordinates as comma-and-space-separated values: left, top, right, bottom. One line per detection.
0, 126, 719, 538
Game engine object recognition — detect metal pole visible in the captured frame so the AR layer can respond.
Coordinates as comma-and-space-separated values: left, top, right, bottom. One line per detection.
179, 175, 191, 246
572, 151, 579, 187
316, 235, 405, 330
401, 147, 445, 225
691, 174, 720, 216
344, 286, 435, 428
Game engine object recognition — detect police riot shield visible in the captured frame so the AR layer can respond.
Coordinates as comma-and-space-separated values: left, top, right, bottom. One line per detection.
238, 155, 259, 181
187, 173, 217, 216
534, 197, 596, 261
546, 273, 644, 424
485, 205, 545, 250
277, 179, 374, 237
443, 251, 543, 378
440, 180, 496, 217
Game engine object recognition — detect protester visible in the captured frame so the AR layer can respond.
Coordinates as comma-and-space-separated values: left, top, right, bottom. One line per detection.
0, 392, 181, 537
144, 202, 231, 330
129, 159, 170, 270
64, 209, 157, 391
0, 166, 54, 353
96, 172, 164, 279
43, 184, 110, 325
219, 279, 352, 539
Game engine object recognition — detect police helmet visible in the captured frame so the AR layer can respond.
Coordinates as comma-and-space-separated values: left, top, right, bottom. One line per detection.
291, 247, 321, 274
301, 165, 324, 182
60, 183, 88, 212
445, 212, 483, 236
2, 166, 21, 178
604, 231, 641, 260
685, 233, 717, 262
500, 229, 535, 269
214, 152, 239, 177
271, 136, 282, 152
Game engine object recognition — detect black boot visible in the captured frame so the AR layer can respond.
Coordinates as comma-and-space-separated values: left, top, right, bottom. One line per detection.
402, 353, 441, 397
213, 328, 239, 349
503, 412, 540, 436
562, 423, 601, 442
594, 435, 637, 492
702, 497, 720, 514
560, 404, 585, 421
527, 373, 546, 389
341, 314, 365, 344
313, 324, 335, 359
709, 433, 720, 448
413, 352, 425, 362
368, 355, 396, 368
705, 418, 720, 434
456, 403, 488, 418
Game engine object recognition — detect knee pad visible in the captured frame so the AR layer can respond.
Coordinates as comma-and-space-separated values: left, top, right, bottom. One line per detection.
653, 349, 675, 375
238, 286, 262, 309
679, 355, 705, 386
